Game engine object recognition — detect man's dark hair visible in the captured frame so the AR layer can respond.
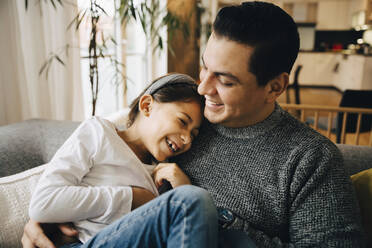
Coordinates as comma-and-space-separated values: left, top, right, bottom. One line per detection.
213, 1, 300, 86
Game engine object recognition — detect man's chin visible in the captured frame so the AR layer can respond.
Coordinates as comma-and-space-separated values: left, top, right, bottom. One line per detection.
204, 110, 225, 124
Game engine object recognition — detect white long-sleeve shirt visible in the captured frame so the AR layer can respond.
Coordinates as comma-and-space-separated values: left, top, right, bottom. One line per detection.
29, 117, 159, 243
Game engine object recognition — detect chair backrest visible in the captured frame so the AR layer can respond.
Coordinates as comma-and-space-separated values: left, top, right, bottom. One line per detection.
292, 65, 303, 104
336, 90, 372, 142
280, 103, 372, 146
292, 65, 303, 87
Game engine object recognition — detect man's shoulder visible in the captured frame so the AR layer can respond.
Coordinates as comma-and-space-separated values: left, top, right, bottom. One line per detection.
278, 110, 342, 162
280, 110, 336, 145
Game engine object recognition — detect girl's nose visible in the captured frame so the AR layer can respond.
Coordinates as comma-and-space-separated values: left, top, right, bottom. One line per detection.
181, 133, 191, 145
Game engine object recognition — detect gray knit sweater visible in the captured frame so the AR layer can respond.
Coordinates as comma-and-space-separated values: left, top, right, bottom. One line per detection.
172, 104, 365, 247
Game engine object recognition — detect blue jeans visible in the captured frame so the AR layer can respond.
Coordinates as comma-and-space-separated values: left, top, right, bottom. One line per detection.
62, 185, 218, 248
61, 185, 257, 248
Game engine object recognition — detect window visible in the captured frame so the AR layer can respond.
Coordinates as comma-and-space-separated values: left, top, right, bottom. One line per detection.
78, 0, 167, 117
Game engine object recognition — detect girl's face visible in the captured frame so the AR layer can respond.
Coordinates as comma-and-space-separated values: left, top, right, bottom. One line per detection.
140, 97, 202, 162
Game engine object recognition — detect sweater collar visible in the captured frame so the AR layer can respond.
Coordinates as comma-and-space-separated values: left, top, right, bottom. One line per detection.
210, 103, 284, 139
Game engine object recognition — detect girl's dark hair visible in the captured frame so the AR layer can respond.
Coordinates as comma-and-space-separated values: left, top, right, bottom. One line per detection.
127, 74, 204, 127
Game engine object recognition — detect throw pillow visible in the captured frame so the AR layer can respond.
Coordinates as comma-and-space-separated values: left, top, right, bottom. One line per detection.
0, 165, 46, 248
351, 168, 372, 245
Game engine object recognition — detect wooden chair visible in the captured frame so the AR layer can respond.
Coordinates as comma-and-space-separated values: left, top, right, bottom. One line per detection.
286, 64, 303, 104
334, 90, 372, 143
280, 102, 372, 146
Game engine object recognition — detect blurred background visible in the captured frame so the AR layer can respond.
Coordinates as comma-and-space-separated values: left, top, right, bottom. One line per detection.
1, 0, 372, 126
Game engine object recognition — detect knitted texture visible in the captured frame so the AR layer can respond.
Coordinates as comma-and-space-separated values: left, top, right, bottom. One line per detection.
173, 104, 365, 247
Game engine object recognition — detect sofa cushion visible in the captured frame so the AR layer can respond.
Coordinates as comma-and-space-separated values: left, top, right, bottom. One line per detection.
351, 168, 372, 246
0, 165, 46, 248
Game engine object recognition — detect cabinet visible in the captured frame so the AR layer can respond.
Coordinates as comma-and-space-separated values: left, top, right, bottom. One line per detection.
333, 55, 372, 91
316, 0, 351, 30
291, 52, 372, 91
291, 52, 339, 85
345, 0, 372, 28
275, 0, 352, 30
282, 2, 317, 23
366, 0, 372, 23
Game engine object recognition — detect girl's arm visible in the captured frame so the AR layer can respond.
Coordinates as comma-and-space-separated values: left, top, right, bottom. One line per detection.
28, 118, 134, 224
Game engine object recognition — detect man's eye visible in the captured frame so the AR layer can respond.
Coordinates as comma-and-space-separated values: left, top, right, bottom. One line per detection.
221, 81, 234, 87
218, 77, 234, 87
179, 118, 187, 126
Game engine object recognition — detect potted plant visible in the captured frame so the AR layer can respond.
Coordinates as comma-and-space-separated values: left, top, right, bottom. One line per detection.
26, 0, 189, 116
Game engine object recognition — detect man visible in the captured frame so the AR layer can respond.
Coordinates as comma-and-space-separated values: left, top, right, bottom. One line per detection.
22, 1, 365, 247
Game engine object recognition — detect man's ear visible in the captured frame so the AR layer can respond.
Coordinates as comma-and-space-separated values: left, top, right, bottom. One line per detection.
265, 72, 289, 104
139, 94, 153, 116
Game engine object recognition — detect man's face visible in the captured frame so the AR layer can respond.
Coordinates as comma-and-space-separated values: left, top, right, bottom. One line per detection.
198, 33, 273, 128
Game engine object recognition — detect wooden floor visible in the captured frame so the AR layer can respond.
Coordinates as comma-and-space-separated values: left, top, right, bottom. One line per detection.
278, 87, 371, 146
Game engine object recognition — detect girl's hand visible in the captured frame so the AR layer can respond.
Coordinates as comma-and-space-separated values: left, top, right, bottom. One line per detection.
152, 163, 191, 188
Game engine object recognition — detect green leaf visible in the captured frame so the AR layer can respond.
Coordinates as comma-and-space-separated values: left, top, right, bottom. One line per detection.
39, 60, 49, 76
110, 37, 117, 45
49, 0, 56, 9
76, 9, 87, 31
54, 55, 65, 65
25, 0, 28, 10
95, 3, 108, 16
158, 37, 163, 50
130, 5, 136, 20
67, 10, 82, 30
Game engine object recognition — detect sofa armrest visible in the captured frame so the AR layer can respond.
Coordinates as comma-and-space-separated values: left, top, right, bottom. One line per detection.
0, 165, 46, 248
336, 144, 372, 176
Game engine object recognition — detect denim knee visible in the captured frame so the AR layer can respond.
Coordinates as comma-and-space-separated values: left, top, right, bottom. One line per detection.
172, 185, 217, 214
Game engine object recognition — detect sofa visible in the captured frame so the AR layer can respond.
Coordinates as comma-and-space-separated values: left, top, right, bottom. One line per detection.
1, 118, 372, 247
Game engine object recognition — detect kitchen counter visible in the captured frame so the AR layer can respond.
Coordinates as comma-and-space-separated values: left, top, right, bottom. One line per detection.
290, 52, 372, 91
299, 50, 372, 56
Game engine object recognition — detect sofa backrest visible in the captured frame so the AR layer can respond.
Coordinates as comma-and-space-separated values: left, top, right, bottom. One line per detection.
0, 119, 79, 177
1, 119, 372, 177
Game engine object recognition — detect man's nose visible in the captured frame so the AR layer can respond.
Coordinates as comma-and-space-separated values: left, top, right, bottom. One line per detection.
198, 72, 217, 96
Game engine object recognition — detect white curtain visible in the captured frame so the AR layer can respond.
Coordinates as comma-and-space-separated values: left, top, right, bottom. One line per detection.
0, 0, 84, 126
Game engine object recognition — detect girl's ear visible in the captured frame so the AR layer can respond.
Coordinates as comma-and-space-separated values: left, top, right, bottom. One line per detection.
139, 94, 153, 116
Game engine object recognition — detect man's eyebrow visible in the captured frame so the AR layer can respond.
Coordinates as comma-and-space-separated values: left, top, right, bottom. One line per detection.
201, 54, 240, 83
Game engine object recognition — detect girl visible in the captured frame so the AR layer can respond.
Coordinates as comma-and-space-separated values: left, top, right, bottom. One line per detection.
29, 73, 203, 244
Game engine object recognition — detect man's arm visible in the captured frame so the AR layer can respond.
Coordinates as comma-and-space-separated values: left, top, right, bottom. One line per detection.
243, 143, 365, 247
22, 220, 78, 248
